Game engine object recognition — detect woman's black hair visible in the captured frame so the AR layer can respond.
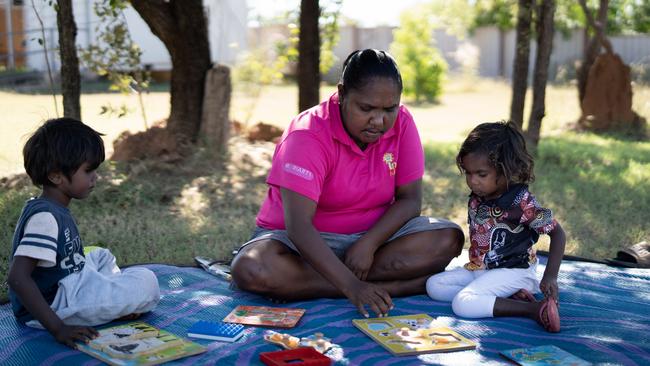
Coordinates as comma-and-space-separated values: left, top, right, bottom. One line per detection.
456, 120, 535, 184
339, 49, 403, 95
23, 118, 105, 187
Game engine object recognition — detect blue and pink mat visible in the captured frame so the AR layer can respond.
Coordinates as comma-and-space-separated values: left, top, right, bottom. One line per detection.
1, 254, 648, 365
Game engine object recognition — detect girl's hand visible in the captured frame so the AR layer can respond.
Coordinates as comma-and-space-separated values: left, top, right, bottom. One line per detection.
343, 280, 393, 318
53, 324, 98, 349
539, 275, 559, 304
344, 239, 377, 280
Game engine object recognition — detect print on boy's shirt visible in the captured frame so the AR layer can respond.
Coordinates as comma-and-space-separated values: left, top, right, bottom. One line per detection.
283, 163, 314, 181
61, 229, 85, 273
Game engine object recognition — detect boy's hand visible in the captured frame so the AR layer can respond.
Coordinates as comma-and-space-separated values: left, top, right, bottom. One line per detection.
53, 324, 98, 349
344, 239, 378, 281
539, 275, 559, 304
343, 280, 393, 318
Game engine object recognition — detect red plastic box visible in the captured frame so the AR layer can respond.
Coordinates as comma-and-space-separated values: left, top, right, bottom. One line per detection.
259, 347, 332, 366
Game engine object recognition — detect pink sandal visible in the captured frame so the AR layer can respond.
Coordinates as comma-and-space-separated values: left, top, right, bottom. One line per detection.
537, 297, 561, 333
509, 288, 537, 302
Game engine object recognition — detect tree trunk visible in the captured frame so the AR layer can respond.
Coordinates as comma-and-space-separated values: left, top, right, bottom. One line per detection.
526, 0, 556, 151
577, 0, 609, 104
130, 0, 211, 143
56, 0, 81, 119
510, 0, 533, 128
298, 0, 320, 112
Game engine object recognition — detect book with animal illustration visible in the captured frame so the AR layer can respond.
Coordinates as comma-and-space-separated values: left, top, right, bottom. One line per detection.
76, 322, 206, 366
500, 345, 592, 365
223, 305, 306, 328
352, 314, 476, 356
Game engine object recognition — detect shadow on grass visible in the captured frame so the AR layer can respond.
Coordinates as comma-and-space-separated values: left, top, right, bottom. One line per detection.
422, 133, 650, 261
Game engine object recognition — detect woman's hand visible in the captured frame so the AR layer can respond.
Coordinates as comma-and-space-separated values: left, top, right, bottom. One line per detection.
344, 239, 378, 280
343, 280, 393, 318
53, 324, 98, 348
539, 274, 559, 303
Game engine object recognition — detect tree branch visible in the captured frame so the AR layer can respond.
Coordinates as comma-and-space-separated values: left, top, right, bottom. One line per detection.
578, 0, 613, 54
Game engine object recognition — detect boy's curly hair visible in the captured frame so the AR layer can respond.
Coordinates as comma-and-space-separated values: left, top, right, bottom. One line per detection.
23, 118, 105, 187
456, 120, 535, 184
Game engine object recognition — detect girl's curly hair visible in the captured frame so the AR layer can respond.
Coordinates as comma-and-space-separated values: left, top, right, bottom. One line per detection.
456, 120, 535, 184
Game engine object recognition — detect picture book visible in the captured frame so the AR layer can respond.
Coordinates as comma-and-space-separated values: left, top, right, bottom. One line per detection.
223, 305, 306, 328
187, 321, 245, 342
76, 322, 206, 366
352, 314, 476, 356
500, 345, 592, 366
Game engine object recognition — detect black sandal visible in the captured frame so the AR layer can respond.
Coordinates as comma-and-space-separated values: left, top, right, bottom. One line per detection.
605, 241, 650, 268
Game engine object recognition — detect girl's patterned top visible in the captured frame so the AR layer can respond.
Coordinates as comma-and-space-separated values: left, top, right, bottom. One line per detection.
465, 184, 557, 270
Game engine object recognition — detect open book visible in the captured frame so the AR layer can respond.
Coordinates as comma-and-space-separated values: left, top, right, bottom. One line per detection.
76, 322, 206, 366
500, 345, 592, 365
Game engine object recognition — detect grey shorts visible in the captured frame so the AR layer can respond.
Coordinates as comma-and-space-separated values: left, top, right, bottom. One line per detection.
235, 216, 462, 259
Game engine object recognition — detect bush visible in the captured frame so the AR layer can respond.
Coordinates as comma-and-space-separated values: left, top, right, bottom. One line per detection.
390, 6, 448, 103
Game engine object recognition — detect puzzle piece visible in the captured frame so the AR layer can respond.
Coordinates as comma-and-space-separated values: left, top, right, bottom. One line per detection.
263, 330, 301, 349
300, 332, 333, 354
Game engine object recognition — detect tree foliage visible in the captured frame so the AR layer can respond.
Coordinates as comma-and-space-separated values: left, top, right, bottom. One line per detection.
80, 0, 150, 127
471, 0, 650, 35
390, 6, 447, 103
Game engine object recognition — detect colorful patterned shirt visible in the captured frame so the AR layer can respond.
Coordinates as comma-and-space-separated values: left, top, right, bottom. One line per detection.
465, 184, 557, 270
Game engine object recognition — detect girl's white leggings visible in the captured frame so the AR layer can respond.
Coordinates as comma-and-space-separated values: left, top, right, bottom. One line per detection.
426, 263, 539, 318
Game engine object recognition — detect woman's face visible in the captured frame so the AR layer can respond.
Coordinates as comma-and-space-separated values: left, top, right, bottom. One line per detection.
338, 77, 401, 150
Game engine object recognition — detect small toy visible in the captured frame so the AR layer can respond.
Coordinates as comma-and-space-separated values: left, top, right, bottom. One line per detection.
264, 330, 301, 349
260, 347, 332, 366
264, 330, 334, 355
300, 332, 333, 354
187, 321, 245, 342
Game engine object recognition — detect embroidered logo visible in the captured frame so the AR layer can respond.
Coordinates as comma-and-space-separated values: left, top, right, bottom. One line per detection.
284, 163, 314, 181
383, 153, 397, 176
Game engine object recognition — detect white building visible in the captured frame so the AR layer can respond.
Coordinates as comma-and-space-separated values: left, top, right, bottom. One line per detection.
1, 0, 248, 72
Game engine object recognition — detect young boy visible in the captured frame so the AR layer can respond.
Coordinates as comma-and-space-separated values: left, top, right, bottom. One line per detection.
7, 118, 160, 348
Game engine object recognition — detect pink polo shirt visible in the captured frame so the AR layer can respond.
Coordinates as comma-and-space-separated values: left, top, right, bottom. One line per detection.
255, 92, 424, 234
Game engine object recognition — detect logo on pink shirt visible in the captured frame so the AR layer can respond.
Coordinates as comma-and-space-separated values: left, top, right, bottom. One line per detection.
383, 153, 397, 176
284, 163, 314, 181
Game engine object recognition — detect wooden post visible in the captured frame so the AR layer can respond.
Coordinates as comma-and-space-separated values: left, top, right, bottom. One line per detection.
200, 64, 231, 158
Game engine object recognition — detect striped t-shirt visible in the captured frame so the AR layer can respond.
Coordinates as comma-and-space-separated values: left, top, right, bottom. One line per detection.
9, 197, 86, 322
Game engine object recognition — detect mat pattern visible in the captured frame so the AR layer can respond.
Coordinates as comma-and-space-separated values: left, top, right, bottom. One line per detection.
1, 255, 649, 365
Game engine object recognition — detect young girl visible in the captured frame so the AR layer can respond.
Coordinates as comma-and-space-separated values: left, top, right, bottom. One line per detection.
426, 121, 565, 332
8, 118, 160, 348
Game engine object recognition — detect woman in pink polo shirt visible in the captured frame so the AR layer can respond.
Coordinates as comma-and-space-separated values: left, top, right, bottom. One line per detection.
231, 49, 464, 317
